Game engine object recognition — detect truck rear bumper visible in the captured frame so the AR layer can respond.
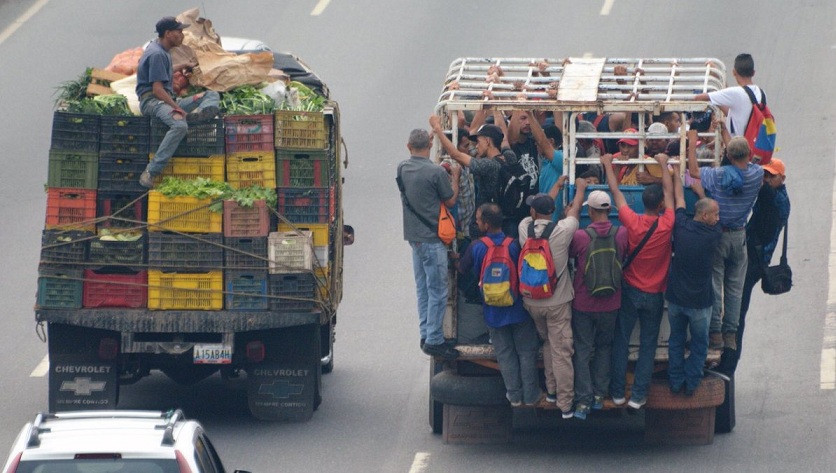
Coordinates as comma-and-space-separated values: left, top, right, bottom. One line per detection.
36, 309, 323, 333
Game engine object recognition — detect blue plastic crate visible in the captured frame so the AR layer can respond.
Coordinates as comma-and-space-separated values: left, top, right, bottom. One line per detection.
225, 270, 269, 310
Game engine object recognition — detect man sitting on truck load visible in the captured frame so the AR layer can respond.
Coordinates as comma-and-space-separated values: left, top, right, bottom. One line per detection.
137, 16, 221, 189
602, 152, 674, 410
687, 133, 763, 351
458, 203, 542, 407
666, 168, 722, 396
518, 185, 586, 418
693, 53, 763, 139
397, 129, 460, 360
568, 190, 628, 419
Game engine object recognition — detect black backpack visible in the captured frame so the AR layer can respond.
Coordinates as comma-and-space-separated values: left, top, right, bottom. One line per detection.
498, 159, 535, 218
583, 226, 622, 297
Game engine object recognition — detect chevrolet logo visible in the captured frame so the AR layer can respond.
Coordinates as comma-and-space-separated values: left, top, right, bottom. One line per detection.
258, 380, 304, 399
60, 377, 106, 396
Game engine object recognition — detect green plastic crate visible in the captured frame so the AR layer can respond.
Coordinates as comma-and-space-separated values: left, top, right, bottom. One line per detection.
47, 150, 98, 189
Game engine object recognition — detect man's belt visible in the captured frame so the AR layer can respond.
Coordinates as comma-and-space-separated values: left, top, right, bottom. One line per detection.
139, 92, 154, 101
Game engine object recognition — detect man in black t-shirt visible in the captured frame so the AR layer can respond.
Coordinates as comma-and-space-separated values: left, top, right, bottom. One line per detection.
664, 172, 722, 396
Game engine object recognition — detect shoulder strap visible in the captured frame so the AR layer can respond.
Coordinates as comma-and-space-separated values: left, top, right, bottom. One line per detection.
622, 218, 659, 270
540, 221, 558, 240
480, 236, 494, 248
397, 165, 437, 234
527, 221, 536, 238
584, 227, 597, 241
779, 222, 788, 264
742, 85, 766, 108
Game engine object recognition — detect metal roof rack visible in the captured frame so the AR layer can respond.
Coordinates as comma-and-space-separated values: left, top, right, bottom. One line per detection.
159, 409, 185, 446
26, 412, 54, 448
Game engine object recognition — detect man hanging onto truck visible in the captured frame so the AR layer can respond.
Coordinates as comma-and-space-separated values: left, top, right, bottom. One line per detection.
136, 16, 221, 188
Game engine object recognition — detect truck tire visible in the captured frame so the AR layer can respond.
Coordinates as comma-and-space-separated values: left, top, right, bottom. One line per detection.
429, 359, 443, 434
321, 321, 334, 374
646, 376, 725, 410
714, 374, 736, 434
430, 370, 506, 407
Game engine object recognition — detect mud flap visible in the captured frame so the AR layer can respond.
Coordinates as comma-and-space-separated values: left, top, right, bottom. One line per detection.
49, 355, 118, 412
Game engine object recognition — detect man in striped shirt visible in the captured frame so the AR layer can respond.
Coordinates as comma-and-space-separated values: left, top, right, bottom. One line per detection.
687, 132, 763, 350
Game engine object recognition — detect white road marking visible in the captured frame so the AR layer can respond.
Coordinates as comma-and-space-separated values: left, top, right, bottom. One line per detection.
600, 0, 615, 15
30, 355, 49, 378
0, 0, 50, 47
824, 148, 836, 389
822, 348, 835, 390
311, 0, 331, 16
409, 452, 430, 473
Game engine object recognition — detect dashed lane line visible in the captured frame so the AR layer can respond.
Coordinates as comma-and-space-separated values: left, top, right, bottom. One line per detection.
409, 452, 430, 473
0, 0, 50, 47
311, 0, 331, 16
600, 0, 615, 16
30, 355, 49, 378
824, 147, 836, 389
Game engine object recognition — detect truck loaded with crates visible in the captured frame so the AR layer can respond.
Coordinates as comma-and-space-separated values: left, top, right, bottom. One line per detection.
428, 57, 735, 444
35, 37, 351, 422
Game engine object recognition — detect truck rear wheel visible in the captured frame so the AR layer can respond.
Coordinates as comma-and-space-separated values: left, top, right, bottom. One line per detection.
714, 374, 736, 433
430, 370, 507, 406
321, 321, 335, 374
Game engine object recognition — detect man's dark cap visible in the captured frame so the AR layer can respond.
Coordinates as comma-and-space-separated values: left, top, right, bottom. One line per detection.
156, 17, 190, 36
525, 193, 556, 215
468, 124, 503, 148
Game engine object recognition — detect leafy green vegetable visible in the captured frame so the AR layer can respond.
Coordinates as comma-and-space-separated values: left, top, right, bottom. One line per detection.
156, 177, 276, 212
55, 68, 93, 104
278, 81, 326, 112
62, 94, 131, 115
220, 86, 276, 115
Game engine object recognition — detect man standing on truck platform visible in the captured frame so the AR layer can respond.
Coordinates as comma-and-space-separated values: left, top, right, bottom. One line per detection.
602, 152, 675, 410
459, 203, 541, 406
398, 129, 460, 360
687, 133, 763, 351
518, 184, 586, 418
693, 53, 763, 140
665, 167, 722, 396
136, 16, 221, 189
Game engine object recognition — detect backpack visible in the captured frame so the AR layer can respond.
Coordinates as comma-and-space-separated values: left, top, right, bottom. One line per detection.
741, 86, 776, 165
518, 221, 558, 299
583, 226, 622, 298
498, 159, 536, 218
478, 237, 518, 307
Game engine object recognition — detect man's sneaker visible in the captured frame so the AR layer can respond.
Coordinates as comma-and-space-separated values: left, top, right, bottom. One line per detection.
561, 409, 574, 419
139, 170, 154, 189
545, 392, 557, 404
627, 397, 646, 409
506, 394, 522, 408
421, 342, 459, 360
186, 106, 219, 125
611, 396, 627, 406
420, 338, 425, 349
709, 332, 724, 349
723, 332, 738, 351
573, 404, 590, 420
592, 396, 604, 410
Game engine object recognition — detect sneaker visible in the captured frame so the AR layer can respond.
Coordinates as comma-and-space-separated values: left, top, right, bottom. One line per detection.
506, 394, 522, 408
545, 392, 557, 404
420, 338, 425, 349
186, 105, 219, 125
669, 384, 684, 395
561, 409, 574, 419
709, 332, 724, 349
611, 396, 626, 406
723, 332, 738, 351
684, 385, 697, 397
573, 404, 590, 420
592, 396, 604, 410
139, 170, 154, 189
421, 342, 459, 360
627, 398, 646, 409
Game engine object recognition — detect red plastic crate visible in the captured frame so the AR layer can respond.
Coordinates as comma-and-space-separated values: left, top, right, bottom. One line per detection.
82, 269, 147, 308
45, 188, 97, 231
223, 200, 270, 237
224, 114, 274, 153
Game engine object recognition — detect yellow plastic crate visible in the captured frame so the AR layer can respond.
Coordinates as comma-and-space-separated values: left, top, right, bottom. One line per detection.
147, 270, 223, 310
278, 223, 329, 247
315, 267, 330, 300
147, 191, 222, 233
226, 151, 277, 189
152, 154, 225, 182
274, 110, 328, 150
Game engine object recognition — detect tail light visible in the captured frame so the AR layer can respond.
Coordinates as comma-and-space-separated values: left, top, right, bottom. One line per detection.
4, 452, 21, 473
98, 337, 119, 361
245, 341, 265, 363
175, 450, 193, 473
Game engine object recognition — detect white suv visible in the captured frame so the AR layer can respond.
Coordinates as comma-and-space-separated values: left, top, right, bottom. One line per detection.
2, 410, 250, 473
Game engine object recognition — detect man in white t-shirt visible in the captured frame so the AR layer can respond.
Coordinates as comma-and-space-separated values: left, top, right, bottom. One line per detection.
693, 53, 763, 138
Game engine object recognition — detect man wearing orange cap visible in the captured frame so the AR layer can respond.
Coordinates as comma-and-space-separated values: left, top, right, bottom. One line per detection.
611, 128, 664, 186
717, 158, 789, 375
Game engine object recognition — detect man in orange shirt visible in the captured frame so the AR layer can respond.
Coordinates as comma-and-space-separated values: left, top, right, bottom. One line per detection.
612, 128, 664, 186
601, 152, 675, 409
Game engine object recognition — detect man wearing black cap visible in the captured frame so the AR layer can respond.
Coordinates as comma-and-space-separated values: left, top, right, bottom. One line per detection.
136, 16, 221, 188
517, 181, 585, 418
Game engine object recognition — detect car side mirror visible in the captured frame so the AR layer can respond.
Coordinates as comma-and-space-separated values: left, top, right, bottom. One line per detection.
343, 224, 355, 246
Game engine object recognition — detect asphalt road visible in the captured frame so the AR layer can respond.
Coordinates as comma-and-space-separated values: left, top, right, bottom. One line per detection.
0, 1, 833, 472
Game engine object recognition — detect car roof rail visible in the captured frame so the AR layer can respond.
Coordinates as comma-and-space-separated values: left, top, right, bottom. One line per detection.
26, 412, 55, 448
159, 409, 185, 446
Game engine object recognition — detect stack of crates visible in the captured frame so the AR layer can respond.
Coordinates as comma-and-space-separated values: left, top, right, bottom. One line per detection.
273, 109, 334, 311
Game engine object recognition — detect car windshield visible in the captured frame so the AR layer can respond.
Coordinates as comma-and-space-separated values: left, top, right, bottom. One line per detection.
16, 459, 179, 473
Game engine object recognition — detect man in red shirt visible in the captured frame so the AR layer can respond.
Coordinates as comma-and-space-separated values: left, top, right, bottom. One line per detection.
601, 152, 675, 409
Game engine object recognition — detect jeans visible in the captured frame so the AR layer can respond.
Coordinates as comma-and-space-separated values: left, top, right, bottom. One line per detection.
610, 284, 664, 402
667, 301, 711, 392
489, 317, 541, 404
710, 229, 747, 334
140, 91, 221, 175
717, 243, 763, 375
410, 241, 449, 345
525, 301, 574, 412
572, 309, 617, 406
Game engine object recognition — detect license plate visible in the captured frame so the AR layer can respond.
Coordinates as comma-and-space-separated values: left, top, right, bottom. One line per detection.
193, 344, 232, 364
